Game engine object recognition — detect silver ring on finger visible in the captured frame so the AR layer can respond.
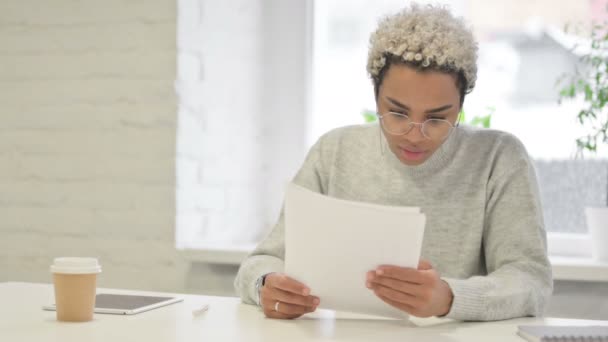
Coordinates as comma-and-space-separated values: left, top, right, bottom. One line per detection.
274, 301, 280, 312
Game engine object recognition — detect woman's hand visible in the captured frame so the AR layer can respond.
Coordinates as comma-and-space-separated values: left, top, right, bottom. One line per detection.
260, 273, 320, 319
366, 260, 453, 317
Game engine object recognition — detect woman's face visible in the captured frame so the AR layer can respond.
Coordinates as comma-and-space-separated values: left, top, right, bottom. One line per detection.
376, 64, 461, 166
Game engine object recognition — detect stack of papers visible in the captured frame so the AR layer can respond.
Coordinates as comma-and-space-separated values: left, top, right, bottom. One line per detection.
284, 183, 426, 319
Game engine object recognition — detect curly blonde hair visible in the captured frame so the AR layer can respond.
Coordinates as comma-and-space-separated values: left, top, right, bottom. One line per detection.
367, 3, 478, 102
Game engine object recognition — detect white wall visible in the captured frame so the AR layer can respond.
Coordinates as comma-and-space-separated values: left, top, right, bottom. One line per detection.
175, 0, 311, 250
175, 0, 312, 296
0, 0, 187, 291
176, 0, 268, 249
0, 0, 310, 296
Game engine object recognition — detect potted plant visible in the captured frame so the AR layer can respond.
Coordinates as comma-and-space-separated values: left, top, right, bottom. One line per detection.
558, 19, 608, 261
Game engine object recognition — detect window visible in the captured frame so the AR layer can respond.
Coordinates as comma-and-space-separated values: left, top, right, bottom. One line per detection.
312, 0, 608, 257
176, 0, 606, 260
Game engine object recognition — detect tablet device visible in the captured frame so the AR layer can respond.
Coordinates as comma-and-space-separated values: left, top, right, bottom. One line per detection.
42, 293, 183, 315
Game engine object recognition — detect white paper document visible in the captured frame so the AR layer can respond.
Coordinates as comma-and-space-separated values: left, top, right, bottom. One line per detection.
284, 183, 426, 319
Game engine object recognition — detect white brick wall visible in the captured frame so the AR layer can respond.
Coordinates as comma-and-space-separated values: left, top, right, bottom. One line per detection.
176, 0, 264, 249
0, 0, 311, 296
175, 0, 311, 249
0, 0, 186, 291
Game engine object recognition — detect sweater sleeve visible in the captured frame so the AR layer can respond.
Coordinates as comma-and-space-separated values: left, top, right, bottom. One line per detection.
442, 140, 553, 321
234, 138, 328, 305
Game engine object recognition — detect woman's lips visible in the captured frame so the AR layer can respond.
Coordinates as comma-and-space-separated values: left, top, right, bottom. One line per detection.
400, 147, 427, 161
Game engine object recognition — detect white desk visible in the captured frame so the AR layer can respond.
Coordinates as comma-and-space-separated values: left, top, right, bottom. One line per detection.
2, 282, 607, 342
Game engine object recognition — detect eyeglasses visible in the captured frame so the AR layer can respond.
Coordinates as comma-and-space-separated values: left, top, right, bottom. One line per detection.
377, 112, 455, 140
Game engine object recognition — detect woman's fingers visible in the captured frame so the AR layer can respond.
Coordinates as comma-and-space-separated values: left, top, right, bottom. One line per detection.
367, 271, 424, 297
372, 283, 424, 308
267, 273, 311, 296
271, 300, 316, 315
367, 262, 453, 317
373, 266, 427, 284
375, 292, 419, 315
265, 286, 319, 307
418, 259, 433, 270
261, 293, 315, 319
260, 273, 320, 319
262, 306, 295, 319
263, 306, 315, 319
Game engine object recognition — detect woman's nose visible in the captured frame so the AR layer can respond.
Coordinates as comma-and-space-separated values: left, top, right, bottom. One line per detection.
404, 122, 426, 143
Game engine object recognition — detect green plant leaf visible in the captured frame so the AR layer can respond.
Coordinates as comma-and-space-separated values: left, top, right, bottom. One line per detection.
585, 84, 593, 101
568, 84, 576, 97
469, 114, 492, 128
459, 109, 466, 124
482, 115, 491, 128
555, 18, 608, 157
361, 109, 378, 123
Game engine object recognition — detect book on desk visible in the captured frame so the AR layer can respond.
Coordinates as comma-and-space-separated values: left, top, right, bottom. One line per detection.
517, 325, 608, 342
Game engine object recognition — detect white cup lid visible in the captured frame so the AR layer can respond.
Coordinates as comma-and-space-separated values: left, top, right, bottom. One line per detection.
50, 257, 102, 274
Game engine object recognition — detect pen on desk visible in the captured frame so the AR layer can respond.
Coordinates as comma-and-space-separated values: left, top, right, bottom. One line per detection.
192, 304, 209, 316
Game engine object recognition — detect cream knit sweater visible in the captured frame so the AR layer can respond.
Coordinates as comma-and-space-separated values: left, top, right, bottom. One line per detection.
234, 124, 553, 321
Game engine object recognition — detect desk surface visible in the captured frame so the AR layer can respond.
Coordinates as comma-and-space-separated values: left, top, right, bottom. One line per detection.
2, 282, 607, 342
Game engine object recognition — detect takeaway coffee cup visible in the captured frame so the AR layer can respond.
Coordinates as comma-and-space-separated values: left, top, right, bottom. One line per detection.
50, 257, 102, 322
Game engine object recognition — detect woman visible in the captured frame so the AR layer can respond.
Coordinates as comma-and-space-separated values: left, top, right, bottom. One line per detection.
234, 3, 552, 321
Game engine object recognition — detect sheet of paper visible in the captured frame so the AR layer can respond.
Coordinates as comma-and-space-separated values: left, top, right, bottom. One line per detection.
284, 183, 426, 319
